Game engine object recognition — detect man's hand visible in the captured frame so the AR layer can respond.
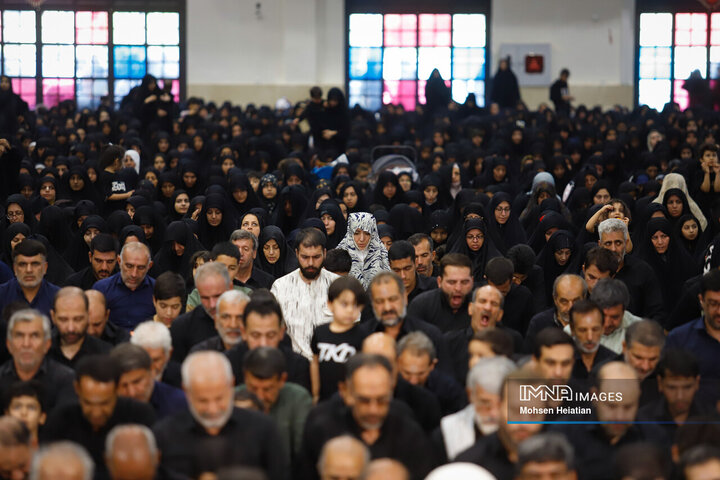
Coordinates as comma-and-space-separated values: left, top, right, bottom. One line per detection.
322, 129, 337, 140
0, 138, 10, 157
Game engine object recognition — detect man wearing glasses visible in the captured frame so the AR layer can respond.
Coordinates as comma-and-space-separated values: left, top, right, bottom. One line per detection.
0, 239, 59, 316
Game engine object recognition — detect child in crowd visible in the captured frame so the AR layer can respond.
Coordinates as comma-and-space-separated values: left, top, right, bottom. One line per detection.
3, 380, 46, 447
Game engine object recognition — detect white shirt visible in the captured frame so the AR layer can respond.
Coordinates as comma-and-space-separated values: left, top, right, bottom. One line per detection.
270, 268, 340, 359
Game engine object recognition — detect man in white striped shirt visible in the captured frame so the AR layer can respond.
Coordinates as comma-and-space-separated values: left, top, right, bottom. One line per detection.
270, 228, 339, 359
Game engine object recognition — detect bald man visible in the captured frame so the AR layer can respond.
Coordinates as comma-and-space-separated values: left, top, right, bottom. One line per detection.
106, 424, 159, 480
366, 458, 410, 480
317, 436, 369, 480
31, 441, 94, 480
86, 289, 130, 346
152, 351, 287, 480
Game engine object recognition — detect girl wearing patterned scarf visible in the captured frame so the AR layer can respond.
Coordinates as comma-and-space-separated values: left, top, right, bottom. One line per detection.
259, 173, 279, 215
336, 212, 391, 288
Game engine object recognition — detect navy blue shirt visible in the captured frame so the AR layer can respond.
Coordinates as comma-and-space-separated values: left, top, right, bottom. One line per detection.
150, 380, 188, 420
666, 317, 720, 383
92, 272, 155, 331
0, 277, 60, 316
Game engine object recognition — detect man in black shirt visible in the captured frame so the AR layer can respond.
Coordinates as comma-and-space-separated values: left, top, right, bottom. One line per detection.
49, 287, 112, 369
230, 230, 275, 289
86, 290, 130, 346
549, 68, 573, 116
483, 257, 535, 336
407, 253, 474, 333
153, 351, 287, 480
568, 299, 616, 379
623, 320, 665, 406
388, 241, 436, 303
408, 233, 436, 278
300, 354, 437, 480
190, 289, 250, 353
64, 234, 118, 291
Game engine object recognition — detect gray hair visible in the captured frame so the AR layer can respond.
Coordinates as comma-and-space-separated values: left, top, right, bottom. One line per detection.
105, 424, 158, 464
552, 274, 587, 299
218, 289, 251, 311
625, 319, 666, 349
131, 321, 172, 353
317, 435, 370, 478
598, 218, 628, 242
30, 441, 94, 480
397, 331, 436, 362
472, 284, 505, 308
467, 356, 516, 393
181, 351, 233, 389
120, 241, 151, 263
7, 308, 52, 342
369, 270, 405, 297
230, 229, 258, 251
590, 278, 629, 310
517, 432, 575, 473
194, 261, 231, 289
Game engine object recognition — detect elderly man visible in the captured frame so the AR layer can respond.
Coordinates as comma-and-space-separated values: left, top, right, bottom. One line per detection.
185, 243, 251, 312
30, 441, 94, 480
86, 290, 130, 346
190, 289, 250, 353
49, 287, 112, 368
515, 433, 577, 480
624, 319, 666, 406
598, 218, 663, 322
0, 416, 33, 480
92, 242, 156, 331
0, 239, 60, 316
366, 459, 410, 480
132, 321, 182, 388
170, 262, 233, 362
317, 435, 370, 480
105, 424, 159, 480
231, 230, 274, 289
153, 351, 287, 480
271, 228, 339, 359
0, 308, 75, 412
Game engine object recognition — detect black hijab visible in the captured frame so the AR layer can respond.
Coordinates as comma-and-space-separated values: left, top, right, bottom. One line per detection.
485, 192, 527, 255
37, 205, 73, 255
256, 225, 297, 279
536, 230, 577, 304
317, 200, 347, 249
272, 185, 308, 236
151, 220, 205, 279
449, 218, 501, 282
197, 192, 237, 249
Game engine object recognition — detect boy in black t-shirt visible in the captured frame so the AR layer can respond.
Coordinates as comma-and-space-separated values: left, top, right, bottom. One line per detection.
310, 276, 368, 403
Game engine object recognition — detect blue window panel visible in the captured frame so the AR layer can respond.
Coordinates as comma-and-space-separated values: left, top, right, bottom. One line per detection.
349, 47, 382, 80
114, 46, 147, 78
114, 78, 141, 105
452, 48, 485, 80
349, 79, 382, 111
77, 79, 108, 108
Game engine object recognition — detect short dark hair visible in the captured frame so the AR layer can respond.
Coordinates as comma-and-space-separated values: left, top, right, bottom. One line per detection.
211, 241, 240, 262
75, 354, 121, 384
90, 233, 118, 255
387, 240, 415, 262
560, 68, 570, 76
485, 257, 514, 285
243, 298, 284, 327
681, 445, 720, 474
438, 253, 472, 277
153, 271, 186, 301
471, 328, 514, 358
2, 380, 45, 413
234, 389, 263, 411
109, 343, 152, 374
590, 278, 629, 310
700, 269, 720, 295
327, 276, 367, 306
506, 244, 536, 275
697, 142, 719, 159
408, 233, 433, 251
656, 348, 699, 379
12, 239, 47, 262
99, 145, 125, 170
583, 246, 618, 274
310, 86, 323, 99
295, 227, 326, 250
533, 327, 574, 359
344, 354, 393, 384
190, 250, 211, 269
568, 299, 602, 327
243, 347, 286, 379
516, 433, 574, 475
324, 249, 352, 274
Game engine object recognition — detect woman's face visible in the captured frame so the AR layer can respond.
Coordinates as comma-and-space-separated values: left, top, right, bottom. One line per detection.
83, 227, 100, 246
222, 158, 235, 175
175, 194, 190, 214
682, 220, 699, 241
207, 208, 222, 227
183, 172, 197, 188
382, 182, 397, 199
0, 76, 10, 91
233, 189, 248, 204
157, 138, 170, 153
451, 166, 461, 184
553, 163, 566, 179
554, 248, 572, 266
354, 229, 371, 251
511, 130, 523, 144
123, 155, 136, 170
172, 241, 185, 257
321, 213, 336, 236
69, 174, 85, 191
40, 182, 56, 203
651, 230, 670, 254
493, 165, 507, 182
431, 228, 447, 245
142, 224, 154, 239
537, 191, 551, 204
432, 157, 443, 172
424, 186, 438, 204
125, 204, 135, 219
584, 175, 597, 190
593, 188, 611, 205
494, 201, 511, 225
315, 194, 330, 210
339, 202, 348, 220
153, 156, 166, 171
161, 182, 175, 198
241, 215, 261, 239
666, 195, 684, 218
145, 172, 158, 187
263, 239, 280, 264
20, 185, 33, 199
544, 227, 559, 242
465, 228, 485, 251
10, 233, 25, 251
398, 175, 412, 192
343, 187, 358, 209
287, 175, 302, 187
262, 183, 277, 199
381, 236, 392, 251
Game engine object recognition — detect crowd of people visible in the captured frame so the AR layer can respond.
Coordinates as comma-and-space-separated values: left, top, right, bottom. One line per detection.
0, 69, 720, 480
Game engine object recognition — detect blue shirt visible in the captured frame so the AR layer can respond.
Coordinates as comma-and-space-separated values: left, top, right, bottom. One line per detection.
150, 381, 187, 420
92, 272, 155, 331
0, 277, 60, 316
666, 317, 720, 382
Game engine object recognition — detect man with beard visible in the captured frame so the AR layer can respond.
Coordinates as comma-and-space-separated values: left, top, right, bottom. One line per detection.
567, 299, 615, 379
190, 289, 250, 353
49, 287, 112, 369
0, 239, 59, 317
64, 234, 118, 290
623, 319, 665, 406
153, 351, 287, 480
271, 228, 339, 360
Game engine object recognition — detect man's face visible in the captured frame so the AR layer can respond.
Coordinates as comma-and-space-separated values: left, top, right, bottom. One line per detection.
152, 296, 183, 327
119, 249, 151, 291
51, 294, 88, 346
117, 368, 154, 403
582, 264, 612, 292
470, 385, 501, 434
143, 346, 170, 381
413, 239, 435, 277
89, 250, 117, 280
186, 375, 234, 431
14, 254, 47, 289
468, 286, 504, 332
535, 345, 574, 382
700, 290, 720, 332
216, 299, 248, 348
296, 245, 325, 280
75, 376, 118, 431
570, 310, 603, 354
438, 265, 473, 310
389, 257, 417, 294
658, 373, 699, 417
196, 274, 229, 318
6, 395, 46, 436
0, 443, 30, 480
244, 371, 286, 412
553, 279, 585, 325
215, 255, 239, 280
623, 342, 661, 380
684, 458, 720, 480
601, 304, 624, 336
595, 378, 640, 440
241, 313, 284, 349
599, 231, 627, 263
235, 239, 256, 270
518, 461, 576, 480
343, 366, 392, 431
7, 318, 50, 372
370, 280, 407, 327
397, 351, 434, 386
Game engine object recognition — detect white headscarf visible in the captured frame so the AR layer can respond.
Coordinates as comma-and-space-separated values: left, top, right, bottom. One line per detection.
124, 149, 141, 174
336, 212, 390, 288
652, 173, 707, 231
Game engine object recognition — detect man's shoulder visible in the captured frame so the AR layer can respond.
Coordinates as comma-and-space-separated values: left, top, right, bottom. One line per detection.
667, 317, 703, 341
417, 275, 438, 291
405, 315, 443, 337
84, 334, 113, 353
92, 272, 121, 291
529, 308, 555, 324
279, 382, 312, 403
44, 357, 76, 380
271, 269, 299, 287
410, 288, 440, 305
